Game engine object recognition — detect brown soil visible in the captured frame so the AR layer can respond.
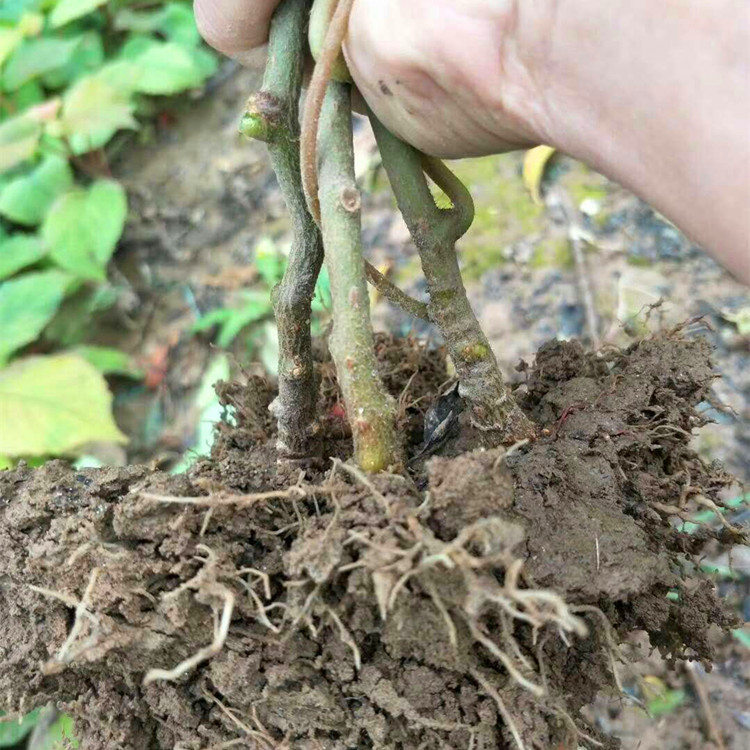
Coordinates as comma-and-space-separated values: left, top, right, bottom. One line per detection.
0, 333, 741, 750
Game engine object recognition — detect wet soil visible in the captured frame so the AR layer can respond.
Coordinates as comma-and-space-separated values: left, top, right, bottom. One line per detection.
0, 332, 742, 749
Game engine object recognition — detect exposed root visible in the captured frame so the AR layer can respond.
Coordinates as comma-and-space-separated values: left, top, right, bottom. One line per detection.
202, 689, 278, 750
325, 605, 361, 671
346, 514, 588, 708
424, 579, 458, 651
466, 618, 545, 698
236, 567, 272, 600
550, 705, 604, 749
470, 669, 527, 750
1, 332, 740, 750
144, 546, 236, 685
29, 568, 102, 675
140, 482, 335, 508
330, 457, 391, 513
693, 494, 743, 534
233, 574, 282, 633
144, 588, 234, 685
571, 605, 625, 693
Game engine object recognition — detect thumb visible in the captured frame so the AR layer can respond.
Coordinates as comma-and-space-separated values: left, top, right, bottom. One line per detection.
194, 0, 280, 64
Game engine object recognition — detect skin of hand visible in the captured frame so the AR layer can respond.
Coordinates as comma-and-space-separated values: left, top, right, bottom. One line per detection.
194, 0, 750, 284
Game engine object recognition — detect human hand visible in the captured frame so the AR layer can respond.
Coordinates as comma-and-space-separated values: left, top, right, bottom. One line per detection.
194, 0, 554, 159
194, 0, 750, 284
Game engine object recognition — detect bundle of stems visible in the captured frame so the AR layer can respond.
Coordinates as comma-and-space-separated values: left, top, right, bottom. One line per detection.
242, 0, 533, 472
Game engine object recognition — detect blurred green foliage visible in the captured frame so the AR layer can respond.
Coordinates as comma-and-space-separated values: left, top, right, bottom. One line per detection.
192, 236, 332, 369
0, 708, 78, 748
0, 1, 217, 464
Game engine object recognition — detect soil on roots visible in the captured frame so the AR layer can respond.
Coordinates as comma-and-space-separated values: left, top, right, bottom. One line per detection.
0, 332, 741, 750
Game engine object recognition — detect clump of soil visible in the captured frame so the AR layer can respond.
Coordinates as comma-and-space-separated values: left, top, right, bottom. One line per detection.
0, 333, 740, 749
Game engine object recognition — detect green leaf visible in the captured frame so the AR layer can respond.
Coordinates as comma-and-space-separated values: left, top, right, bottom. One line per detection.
171, 354, 230, 474
115, 3, 201, 47
124, 39, 215, 95
220, 294, 272, 347
721, 305, 750, 336
0, 27, 24, 68
49, 0, 106, 29
2, 37, 81, 91
159, 3, 202, 46
43, 181, 127, 280
93, 59, 141, 91
0, 113, 41, 173
113, 7, 163, 35
72, 345, 144, 378
42, 31, 104, 89
60, 68, 137, 154
119, 34, 153, 60
0, 709, 41, 746
0, 79, 44, 119
192, 291, 272, 348
42, 283, 118, 346
0, 234, 47, 279
0, 269, 71, 364
186, 45, 218, 80
36, 713, 79, 749
254, 236, 286, 286
191, 306, 232, 332
0, 2, 44, 25
733, 627, 750, 650
259, 321, 279, 375
647, 688, 686, 717
0, 353, 126, 457
0, 155, 73, 226
16, 10, 44, 36
312, 265, 332, 312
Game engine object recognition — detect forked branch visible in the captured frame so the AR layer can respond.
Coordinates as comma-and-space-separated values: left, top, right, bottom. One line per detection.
370, 114, 535, 444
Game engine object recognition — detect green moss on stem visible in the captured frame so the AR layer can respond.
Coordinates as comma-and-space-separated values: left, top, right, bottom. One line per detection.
370, 113, 535, 444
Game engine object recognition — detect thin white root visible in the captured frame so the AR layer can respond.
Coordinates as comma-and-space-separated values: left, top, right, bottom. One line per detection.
330, 458, 391, 513
694, 495, 742, 534
325, 606, 361, 671
202, 689, 277, 750
552, 706, 604, 748
143, 587, 235, 685
235, 577, 281, 633
29, 567, 102, 674
424, 580, 458, 651
237, 567, 272, 600
27, 585, 78, 609
470, 669, 527, 750
347, 515, 588, 705
570, 604, 624, 693
140, 485, 330, 508
468, 620, 545, 698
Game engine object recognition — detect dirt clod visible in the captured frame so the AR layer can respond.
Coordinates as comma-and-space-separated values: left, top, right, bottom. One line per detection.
0, 333, 739, 749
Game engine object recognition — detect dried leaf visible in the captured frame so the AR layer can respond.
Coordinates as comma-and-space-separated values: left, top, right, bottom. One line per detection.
522, 144, 556, 205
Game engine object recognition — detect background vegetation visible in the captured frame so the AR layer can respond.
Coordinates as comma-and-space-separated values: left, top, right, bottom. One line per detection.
0, 0, 219, 469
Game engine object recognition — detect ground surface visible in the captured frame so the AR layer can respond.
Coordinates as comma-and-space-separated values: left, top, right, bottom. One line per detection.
1, 334, 741, 749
